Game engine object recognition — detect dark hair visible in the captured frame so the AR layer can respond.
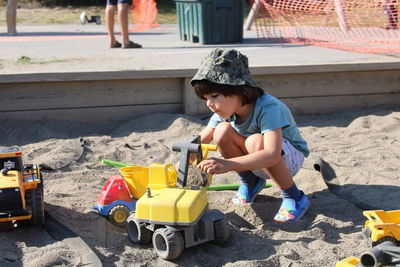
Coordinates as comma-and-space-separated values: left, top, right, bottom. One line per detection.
193, 80, 264, 106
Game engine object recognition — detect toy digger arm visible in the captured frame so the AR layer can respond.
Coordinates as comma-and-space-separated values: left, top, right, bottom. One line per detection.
172, 136, 218, 188
172, 136, 202, 187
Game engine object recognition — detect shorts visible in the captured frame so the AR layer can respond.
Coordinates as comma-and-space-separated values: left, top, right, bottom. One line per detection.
252, 138, 305, 178
107, 0, 132, 5
281, 138, 304, 177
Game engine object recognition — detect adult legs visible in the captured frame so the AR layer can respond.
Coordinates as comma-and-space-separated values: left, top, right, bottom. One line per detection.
118, 3, 131, 46
106, 4, 118, 47
6, 0, 17, 36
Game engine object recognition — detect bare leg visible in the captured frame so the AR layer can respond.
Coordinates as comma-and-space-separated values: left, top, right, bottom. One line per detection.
214, 122, 260, 203
245, 133, 308, 221
245, 134, 294, 190
213, 122, 247, 159
118, 3, 131, 46
106, 4, 118, 47
6, 0, 17, 36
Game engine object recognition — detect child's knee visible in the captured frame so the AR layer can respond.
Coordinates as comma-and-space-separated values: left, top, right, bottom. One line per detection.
213, 122, 234, 144
245, 134, 264, 153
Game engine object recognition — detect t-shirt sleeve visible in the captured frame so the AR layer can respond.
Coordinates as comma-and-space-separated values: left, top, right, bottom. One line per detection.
207, 113, 224, 128
258, 104, 290, 134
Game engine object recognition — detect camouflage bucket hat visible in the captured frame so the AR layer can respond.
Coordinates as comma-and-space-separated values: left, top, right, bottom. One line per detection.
191, 48, 259, 88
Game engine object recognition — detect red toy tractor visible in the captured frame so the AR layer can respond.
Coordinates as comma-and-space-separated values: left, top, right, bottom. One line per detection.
93, 175, 136, 227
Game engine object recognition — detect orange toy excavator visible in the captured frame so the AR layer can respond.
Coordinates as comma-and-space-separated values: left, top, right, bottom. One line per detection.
130, 0, 159, 32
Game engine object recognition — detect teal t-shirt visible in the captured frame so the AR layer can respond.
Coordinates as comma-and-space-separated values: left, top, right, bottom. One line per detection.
207, 93, 309, 157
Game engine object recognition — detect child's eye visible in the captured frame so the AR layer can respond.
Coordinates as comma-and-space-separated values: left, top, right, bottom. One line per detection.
211, 94, 219, 98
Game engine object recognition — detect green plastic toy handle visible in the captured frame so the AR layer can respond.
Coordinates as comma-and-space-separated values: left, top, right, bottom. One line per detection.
207, 183, 272, 191
101, 159, 130, 168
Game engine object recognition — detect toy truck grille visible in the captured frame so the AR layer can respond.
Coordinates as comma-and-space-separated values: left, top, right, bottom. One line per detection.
0, 188, 23, 213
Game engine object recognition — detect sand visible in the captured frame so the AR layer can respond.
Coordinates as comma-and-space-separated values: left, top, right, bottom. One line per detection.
0, 106, 399, 266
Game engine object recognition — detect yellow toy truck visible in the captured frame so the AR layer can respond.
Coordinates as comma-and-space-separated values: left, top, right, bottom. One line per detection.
0, 147, 44, 226
336, 210, 400, 267
335, 256, 360, 267
126, 136, 230, 260
363, 210, 400, 246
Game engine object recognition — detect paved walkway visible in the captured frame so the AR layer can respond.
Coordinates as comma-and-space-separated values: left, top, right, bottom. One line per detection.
1, 23, 399, 75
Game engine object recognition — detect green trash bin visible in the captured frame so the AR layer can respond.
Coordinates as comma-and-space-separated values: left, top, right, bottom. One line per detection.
175, 0, 244, 44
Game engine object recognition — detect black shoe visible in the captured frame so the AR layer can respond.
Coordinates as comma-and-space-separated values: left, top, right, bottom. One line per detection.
123, 41, 142, 49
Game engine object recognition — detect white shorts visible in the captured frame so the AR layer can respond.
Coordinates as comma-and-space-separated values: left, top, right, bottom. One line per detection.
282, 138, 304, 177
252, 138, 305, 178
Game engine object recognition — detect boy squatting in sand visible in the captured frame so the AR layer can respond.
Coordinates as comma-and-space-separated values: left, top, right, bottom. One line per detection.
191, 48, 310, 222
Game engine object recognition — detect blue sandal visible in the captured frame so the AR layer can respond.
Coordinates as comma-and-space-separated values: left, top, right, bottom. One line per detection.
230, 183, 250, 204
274, 192, 310, 222
230, 178, 266, 205
250, 178, 266, 202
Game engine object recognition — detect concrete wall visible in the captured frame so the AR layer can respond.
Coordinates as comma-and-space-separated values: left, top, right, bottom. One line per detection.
0, 62, 399, 122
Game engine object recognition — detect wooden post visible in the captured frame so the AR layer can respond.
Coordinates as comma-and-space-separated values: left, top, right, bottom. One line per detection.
6, 0, 17, 36
244, 0, 261, 31
332, 0, 349, 32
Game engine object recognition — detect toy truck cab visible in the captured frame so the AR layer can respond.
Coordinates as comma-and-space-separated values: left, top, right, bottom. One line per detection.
363, 210, 400, 246
0, 147, 44, 226
93, 175, 137, 227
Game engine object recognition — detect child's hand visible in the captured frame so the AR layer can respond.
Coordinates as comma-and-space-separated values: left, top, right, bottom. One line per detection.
197, 157, 229, 174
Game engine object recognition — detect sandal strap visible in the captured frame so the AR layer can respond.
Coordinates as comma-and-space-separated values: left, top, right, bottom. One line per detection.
274, 192, 310, 222
123, 41, 142, 48
230, 192, 248, 205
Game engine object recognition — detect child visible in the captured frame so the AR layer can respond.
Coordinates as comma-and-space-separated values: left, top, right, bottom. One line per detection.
191, 48, 310, 222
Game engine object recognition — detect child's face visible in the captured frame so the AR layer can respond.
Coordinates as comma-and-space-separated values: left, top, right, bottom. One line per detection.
203, 92, 241, 119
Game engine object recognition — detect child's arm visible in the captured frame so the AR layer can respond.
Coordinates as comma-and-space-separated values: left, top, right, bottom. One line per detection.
200, 126, 214, 144
198, 128, 283, 174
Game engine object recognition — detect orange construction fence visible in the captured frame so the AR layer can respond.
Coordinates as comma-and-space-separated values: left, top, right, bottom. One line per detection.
248, 0, 400, 55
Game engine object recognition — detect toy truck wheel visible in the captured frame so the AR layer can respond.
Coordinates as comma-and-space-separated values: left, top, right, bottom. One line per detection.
109, 205, 130, 227
25, 183, 45, 226
152, 228, 184, 260
213, 217, 230, 244
372, 236, 397, 247
127, 216, 152, 244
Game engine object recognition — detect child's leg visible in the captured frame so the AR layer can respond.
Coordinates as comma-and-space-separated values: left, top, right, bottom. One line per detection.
213, 122, 247, 158
266, 140, 309, 222
245, 134, 309, 221
213, 122, 264, 204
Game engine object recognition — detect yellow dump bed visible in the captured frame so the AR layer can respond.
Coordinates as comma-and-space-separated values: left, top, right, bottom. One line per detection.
363, 210, 400, 243
363, 210, 400, 225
